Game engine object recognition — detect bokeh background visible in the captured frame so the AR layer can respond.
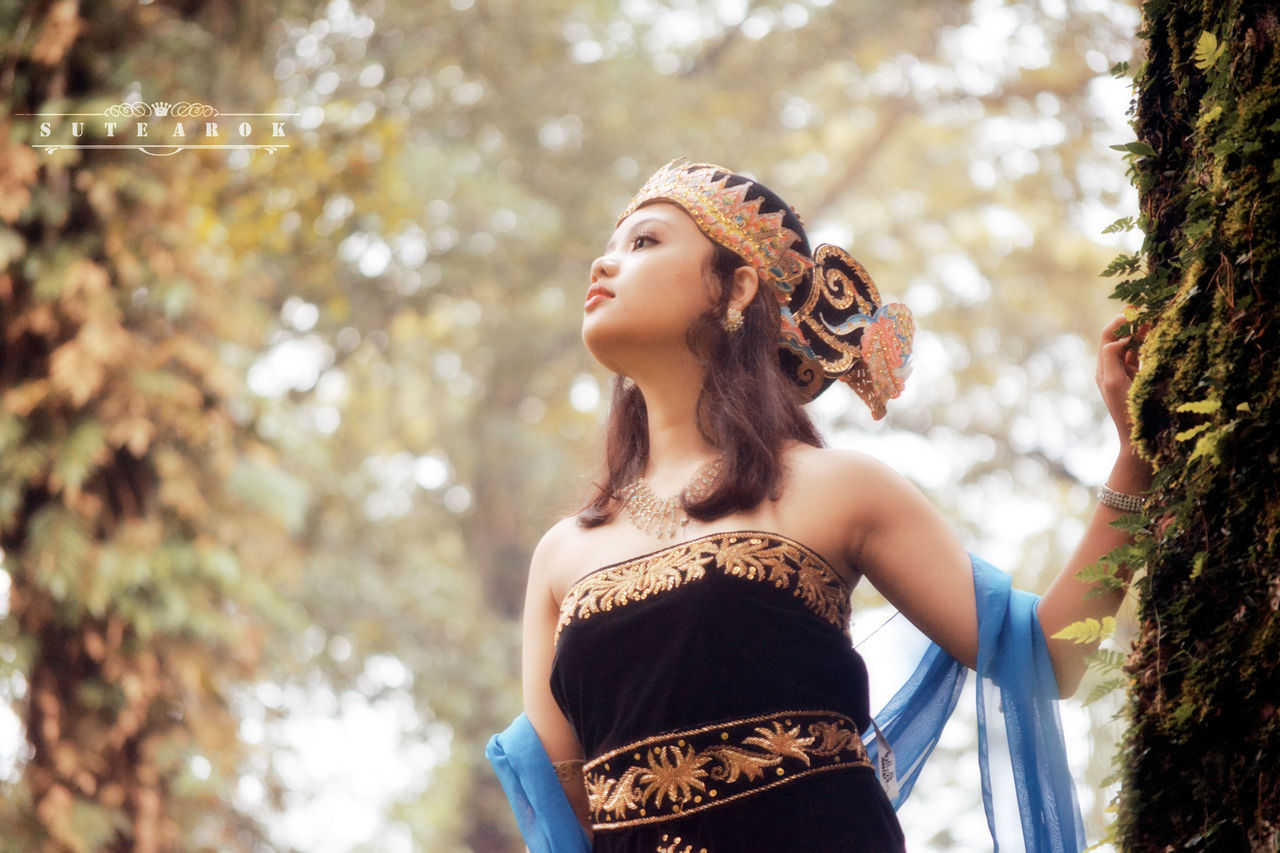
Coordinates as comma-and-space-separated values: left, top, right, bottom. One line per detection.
1, 0, 1146, 850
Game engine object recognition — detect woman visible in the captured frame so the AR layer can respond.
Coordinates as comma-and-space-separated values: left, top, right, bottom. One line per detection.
490, 159, 1151, 852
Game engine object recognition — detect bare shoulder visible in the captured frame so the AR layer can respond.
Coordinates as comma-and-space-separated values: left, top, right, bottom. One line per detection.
787, 443, 898, 476
785, 444, 918, 516
529, 514, 602, 603
530, 515, 583, 579
768, 445, 924, 572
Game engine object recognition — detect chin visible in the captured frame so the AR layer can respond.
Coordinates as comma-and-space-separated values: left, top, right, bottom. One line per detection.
581, 328, 622, 373
582, 319, 641, 375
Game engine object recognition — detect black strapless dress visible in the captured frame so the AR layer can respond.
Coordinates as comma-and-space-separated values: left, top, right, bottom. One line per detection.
550, 531, 907, 853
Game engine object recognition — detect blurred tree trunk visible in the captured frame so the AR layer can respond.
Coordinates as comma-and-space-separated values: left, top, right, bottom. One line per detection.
0, 3, 303, 850
1118, 2, 1279, 850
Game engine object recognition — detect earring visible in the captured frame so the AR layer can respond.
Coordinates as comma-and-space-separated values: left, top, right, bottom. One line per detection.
724, 306, 744, 333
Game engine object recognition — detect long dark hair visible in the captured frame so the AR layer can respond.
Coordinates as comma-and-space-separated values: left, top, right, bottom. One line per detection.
577, 242, 823, 528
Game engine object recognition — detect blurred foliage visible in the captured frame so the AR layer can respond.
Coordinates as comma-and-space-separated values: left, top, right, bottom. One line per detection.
1110, 2, 1280, 850
0, 0, 1148, 850
1, 1, 316, 850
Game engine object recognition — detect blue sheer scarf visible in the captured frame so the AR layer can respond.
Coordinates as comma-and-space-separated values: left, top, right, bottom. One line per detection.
486, 712, 593, 853
486, 554, 1086, 852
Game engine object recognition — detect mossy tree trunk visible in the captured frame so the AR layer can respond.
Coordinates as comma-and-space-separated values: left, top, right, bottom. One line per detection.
1117, 2, 1279, 850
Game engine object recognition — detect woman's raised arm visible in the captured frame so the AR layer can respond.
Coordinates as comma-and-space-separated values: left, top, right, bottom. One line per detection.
845, 313, 1151, 697
1037, 313, 1152, 695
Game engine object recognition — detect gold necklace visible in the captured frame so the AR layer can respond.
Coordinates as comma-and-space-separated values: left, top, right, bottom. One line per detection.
619, 459, 723, 539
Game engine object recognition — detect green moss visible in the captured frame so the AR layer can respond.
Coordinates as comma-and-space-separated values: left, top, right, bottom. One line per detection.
1115, 2, 1280, 851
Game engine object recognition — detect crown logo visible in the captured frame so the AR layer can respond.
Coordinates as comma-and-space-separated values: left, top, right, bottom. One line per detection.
151, 101, 171, 117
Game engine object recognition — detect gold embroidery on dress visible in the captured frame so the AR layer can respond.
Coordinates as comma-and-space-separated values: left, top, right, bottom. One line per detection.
585, 710, 872, 830
657, 835, 707, 853
714, 535, 849, 629
556, 532, 850, 642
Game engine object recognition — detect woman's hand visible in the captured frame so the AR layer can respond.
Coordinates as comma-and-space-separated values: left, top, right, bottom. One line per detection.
1097, 313, 1143, 442
1097, 312, 1153, 492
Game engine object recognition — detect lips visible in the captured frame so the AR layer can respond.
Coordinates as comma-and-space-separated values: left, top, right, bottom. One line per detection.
584, 283, 614, 309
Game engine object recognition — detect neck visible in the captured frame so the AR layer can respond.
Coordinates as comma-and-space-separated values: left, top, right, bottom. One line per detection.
631, 366, 717, 494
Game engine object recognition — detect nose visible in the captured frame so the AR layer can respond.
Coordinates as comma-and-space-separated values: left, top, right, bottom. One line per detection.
590, 254, 617, 283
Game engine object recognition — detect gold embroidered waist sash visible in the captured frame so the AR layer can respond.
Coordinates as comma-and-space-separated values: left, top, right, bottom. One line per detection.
584, 709, 872, 830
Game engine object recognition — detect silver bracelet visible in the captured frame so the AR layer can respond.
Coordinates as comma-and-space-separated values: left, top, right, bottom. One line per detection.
1098, 483, 1146, 513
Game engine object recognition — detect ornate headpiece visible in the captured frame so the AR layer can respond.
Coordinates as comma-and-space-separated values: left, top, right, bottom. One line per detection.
619, 158, 914, 418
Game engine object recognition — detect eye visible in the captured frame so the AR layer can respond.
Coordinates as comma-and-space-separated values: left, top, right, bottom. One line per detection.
631, 232, 657, 250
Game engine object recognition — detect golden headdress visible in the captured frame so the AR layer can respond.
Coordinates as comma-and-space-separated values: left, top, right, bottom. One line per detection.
619, 159, 914, 417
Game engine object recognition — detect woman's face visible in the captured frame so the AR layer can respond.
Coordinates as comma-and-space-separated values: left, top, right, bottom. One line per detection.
581, 202, 719, 373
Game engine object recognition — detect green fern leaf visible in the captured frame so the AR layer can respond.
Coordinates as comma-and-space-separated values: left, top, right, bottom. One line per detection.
1084, 676, 1127, 706
1193, 31, 1224, 71
1088, 649, 1127, 675
1052, 616, 1117, 644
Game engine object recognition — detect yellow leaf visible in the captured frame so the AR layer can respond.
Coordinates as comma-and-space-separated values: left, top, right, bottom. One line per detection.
0, 225, 26, 266
1175, 422, 1211, 442
106, 416, 155, 456
31, 0, 84, 66
50, 341, 105, 407
1193, 31, 1222, 71
0, 143, 40, 224
1190, 551, 1208, 580
1176, 398, 1220, 414
62, 259, 111, 303
1197, 104, 1223, 127
156, 449, 210, 520
1052, 616, 1116, 644
1188, 430, 1223, 464
79, 316, 132, 364
3, 379, 51, 416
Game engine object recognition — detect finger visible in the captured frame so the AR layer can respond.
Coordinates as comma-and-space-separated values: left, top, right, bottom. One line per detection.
1100, 335, 1132, 363
1098, 336, 1136, 386
1101, 313, 1128, 341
